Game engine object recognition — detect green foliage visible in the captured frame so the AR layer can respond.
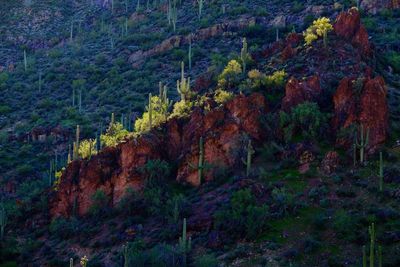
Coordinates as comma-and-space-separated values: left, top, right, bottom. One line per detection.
303, 17, 333, 46
247, 69, 287, 91
139, 159, 171, 186
332, 209, 358, 241
214, 189, 269, 239
78, 139, 97, 159
135, 95, 169, 133
384, 51, 400, 73
122, 241, 186, 267
218, 60, 242, 90
170, 99, 194, 118
89, 189, 109, 217
194, 254, 218, 267
101, 121, 129, 147
49, 217, 80, 240
213, 89, 234, 105
279, 102, 329, 143
271, 187, 295, 217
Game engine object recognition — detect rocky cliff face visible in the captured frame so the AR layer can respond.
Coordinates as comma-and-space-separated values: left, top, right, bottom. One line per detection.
333, 76, 388, 150
334, 8, 372, 57
50, 94, 268, 217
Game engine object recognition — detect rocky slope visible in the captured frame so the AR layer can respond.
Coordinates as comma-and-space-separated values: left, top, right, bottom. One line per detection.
50, 8, 389, 220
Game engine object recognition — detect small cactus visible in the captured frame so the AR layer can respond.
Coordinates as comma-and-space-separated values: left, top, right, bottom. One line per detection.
355, 125, 369, 165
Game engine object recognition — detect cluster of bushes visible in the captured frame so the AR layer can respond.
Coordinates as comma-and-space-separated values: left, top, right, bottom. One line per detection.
214, 189, 269, 239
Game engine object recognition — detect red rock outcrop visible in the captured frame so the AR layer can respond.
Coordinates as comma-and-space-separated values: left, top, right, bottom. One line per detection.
333, 76, 388, 150
281, 76, 322, 111
50, 93, 268, 217
334, 8, 372, 56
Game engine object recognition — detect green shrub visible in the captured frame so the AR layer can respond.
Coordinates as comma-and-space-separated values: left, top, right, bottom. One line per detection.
169, 100, 194, 118
134, 95, 170, 133
217, 60, 242, 90
385, 51, 400, 73
271, 187, 296, 217
279, 102, 329, 143
89, 189, 109, 217
100, 122, 129, 147
214, 189, 269, 239
194, 254, 219, 267
78, 139, 97, 159
139, 159, 171, 186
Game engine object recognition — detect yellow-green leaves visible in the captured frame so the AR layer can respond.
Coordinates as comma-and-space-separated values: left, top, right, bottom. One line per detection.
303, 17, 333, 46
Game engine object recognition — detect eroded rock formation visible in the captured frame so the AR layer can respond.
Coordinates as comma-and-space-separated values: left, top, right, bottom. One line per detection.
334, 8, 372, 56
281, 76, 322, 111
50, 93, 268, 217
333, 76, 388, 150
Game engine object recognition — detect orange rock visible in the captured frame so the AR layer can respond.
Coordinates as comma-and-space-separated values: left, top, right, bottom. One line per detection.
281, 76, 321, 111
332, 76, 388, 151
50, 93, 268, 217
334, 8, 371, 57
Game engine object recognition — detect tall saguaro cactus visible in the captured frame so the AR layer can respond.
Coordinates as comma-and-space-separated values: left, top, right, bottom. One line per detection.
0, 203, 7, 240
188, 36, 193, 71
171, 0, 178, 32
73, 125, 80, 160
24, 50, 28, 71
146, 93, 153, 130
196, 0, 204, 19
177, 61, 191, 102
240, 37, 249, 73
355, 125, 369, 164
242, 139, 255, 176
159, 82, 172, 121
379, 152, 384, 192
369, 223, 375, 267
179, 217, 192, 267
189, 137, 207, 185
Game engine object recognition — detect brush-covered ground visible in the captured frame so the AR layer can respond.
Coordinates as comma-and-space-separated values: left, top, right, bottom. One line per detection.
0, 0, 400, 266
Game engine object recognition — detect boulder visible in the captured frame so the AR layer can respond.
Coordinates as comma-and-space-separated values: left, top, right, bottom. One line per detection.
281, 76, 322, 111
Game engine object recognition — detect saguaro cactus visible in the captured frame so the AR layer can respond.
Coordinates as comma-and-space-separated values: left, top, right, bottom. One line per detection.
189, 137, 207, 185
146, 93, 153, 130
240, 37, 248, 73
159, 82, 172, 121
0, 203, 7, 240
369, 223, 375, 267
188, 36, 192, 71
242, 139, 255, 176
177, 61, 191, 102
363, 245, 367, 267
171, 0, 177, 31
355, 125, 369, 164
24, 50, 28, 71
379, 152, 383, 192
198, 137, 205, 184
179, 218, 192, 252
73, 125, 80, 160
196, 0, 203, 18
